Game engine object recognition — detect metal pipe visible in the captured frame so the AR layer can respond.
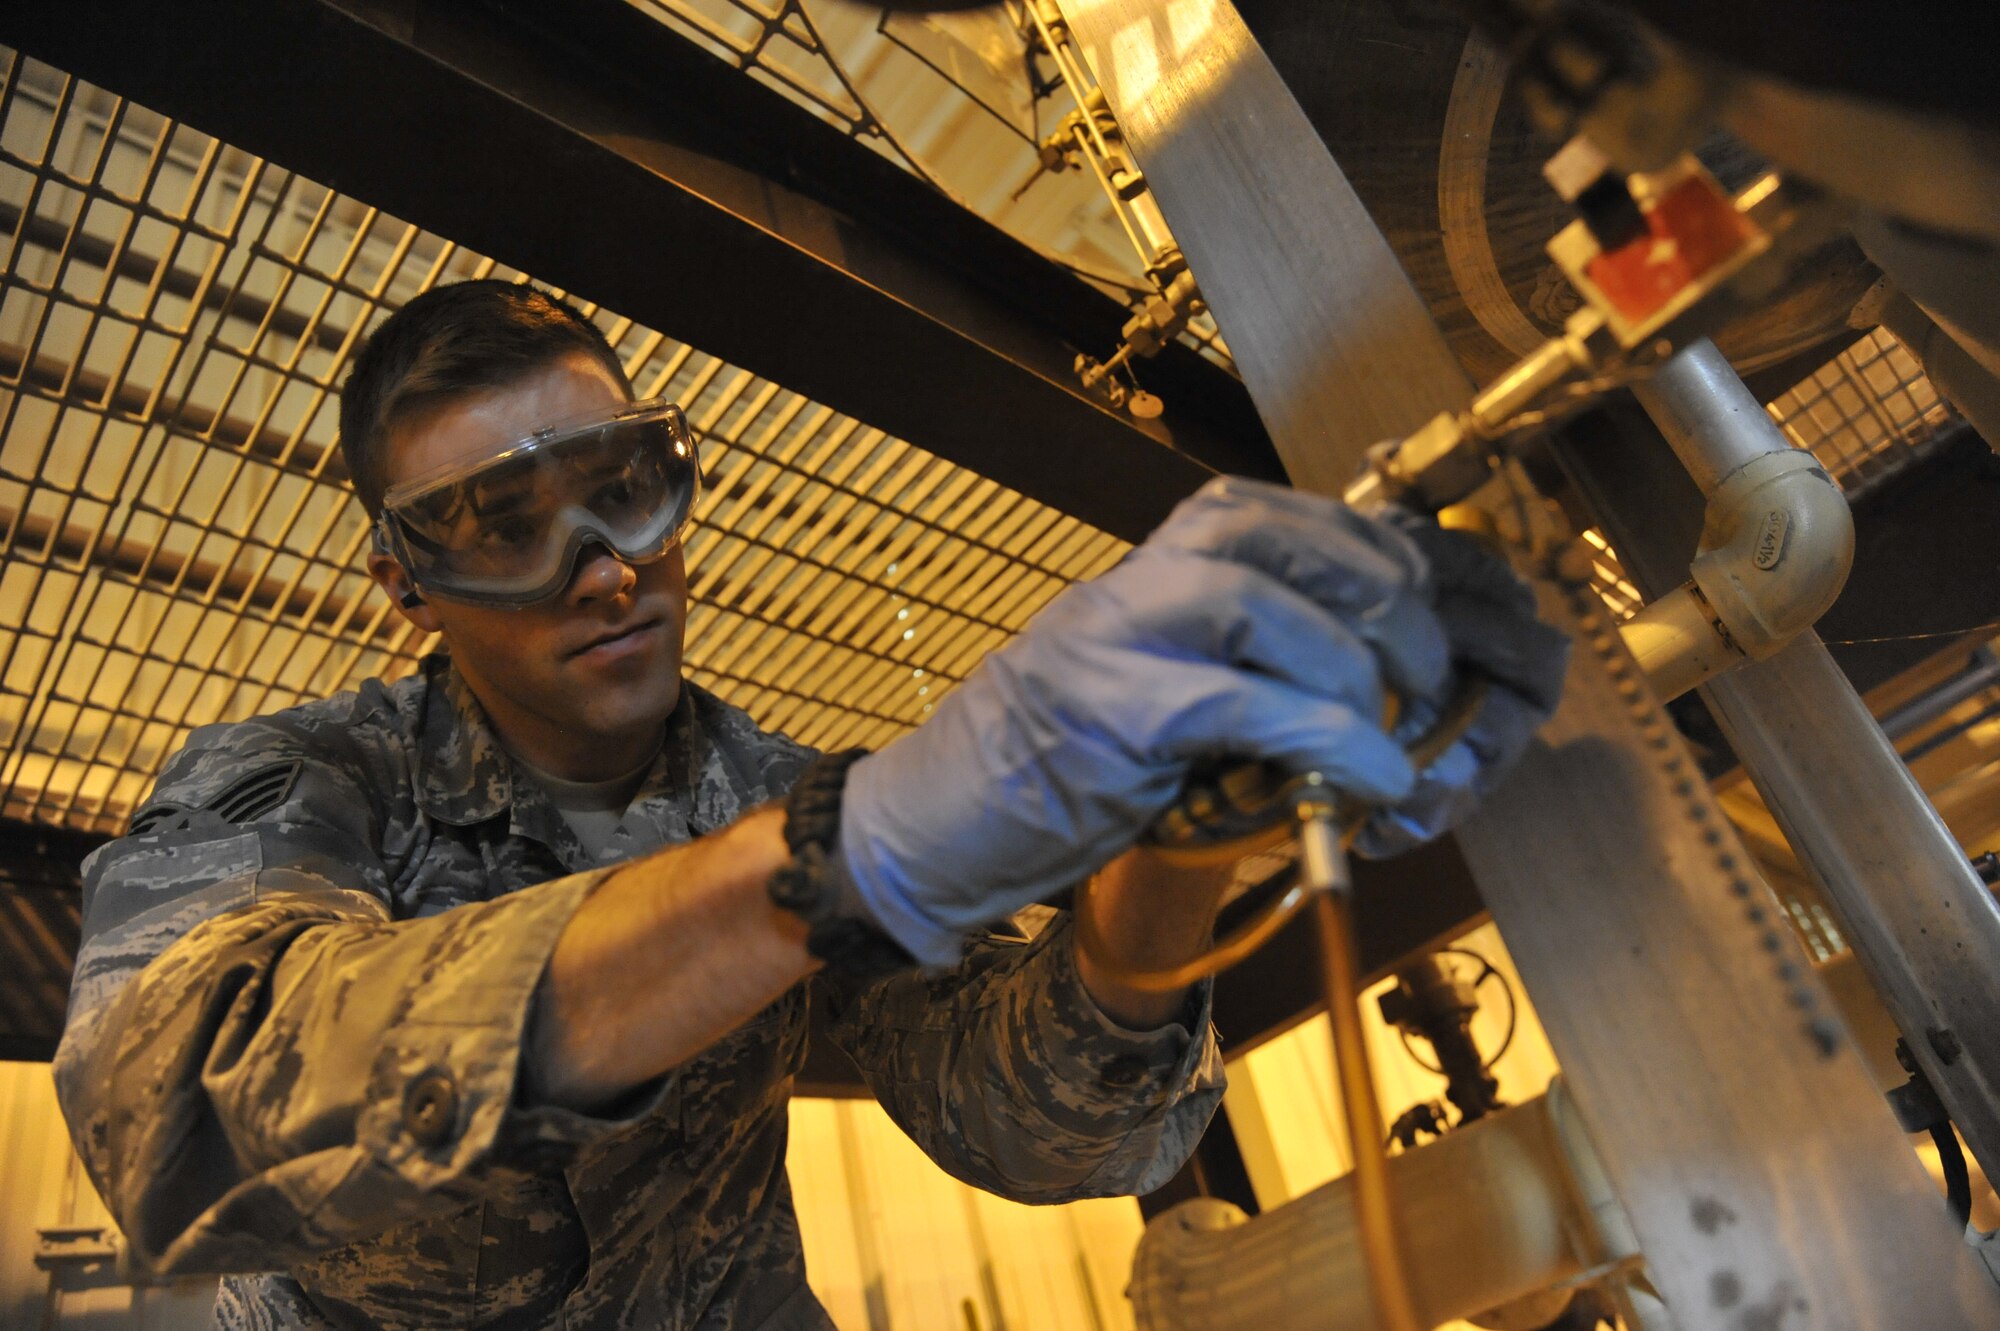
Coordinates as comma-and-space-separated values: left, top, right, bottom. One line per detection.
1631, 346, 2000, 1182
1465, 317, 1597, 436
1632, 338, 1789, 490
1617, 582, 1735, 702
1314, 887, 1421, 1331
1880, 646, 2000, 743
1900, 698, 2000, 767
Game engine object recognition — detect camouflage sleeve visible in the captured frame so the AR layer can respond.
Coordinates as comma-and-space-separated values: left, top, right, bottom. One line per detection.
816, 911, 1226, 1203
52, 718, 633, 1275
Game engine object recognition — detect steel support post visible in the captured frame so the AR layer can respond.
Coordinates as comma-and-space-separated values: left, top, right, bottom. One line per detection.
1632, 341, 2000, 1185
1058, 0, 2000, 1321
1703, 634, 2000, 1178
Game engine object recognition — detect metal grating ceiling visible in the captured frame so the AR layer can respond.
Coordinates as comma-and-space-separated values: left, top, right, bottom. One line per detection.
1766, 326, 1961, 493
0, 47, 1127, 836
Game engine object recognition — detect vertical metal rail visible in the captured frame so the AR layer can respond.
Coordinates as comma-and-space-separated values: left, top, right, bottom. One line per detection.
1634, 340, 2000, 1186
1055, 0, 2000, 1321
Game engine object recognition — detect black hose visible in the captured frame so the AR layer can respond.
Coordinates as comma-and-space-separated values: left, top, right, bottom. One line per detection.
1929, 1122, 1974, 1230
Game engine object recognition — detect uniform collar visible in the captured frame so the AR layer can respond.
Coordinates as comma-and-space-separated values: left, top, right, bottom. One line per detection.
415, 653, 515, 827
412, 652, 739, 838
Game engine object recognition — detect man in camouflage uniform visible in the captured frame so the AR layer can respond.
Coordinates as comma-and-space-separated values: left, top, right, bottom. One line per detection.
55, 282, 1565, 1328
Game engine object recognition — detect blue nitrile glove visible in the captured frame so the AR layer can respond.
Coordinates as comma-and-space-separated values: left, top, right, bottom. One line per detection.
836, 477, 1455, 966
1355, 518, 1570, 857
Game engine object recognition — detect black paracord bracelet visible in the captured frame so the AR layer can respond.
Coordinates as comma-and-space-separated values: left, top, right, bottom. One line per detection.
768, 749, 917, 977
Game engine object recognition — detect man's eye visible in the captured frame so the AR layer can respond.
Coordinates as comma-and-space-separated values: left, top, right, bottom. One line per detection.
594, 478, 639, 509
480, 517, 537, 549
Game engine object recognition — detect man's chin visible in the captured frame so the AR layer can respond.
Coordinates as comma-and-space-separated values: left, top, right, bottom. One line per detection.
570, 675, 682, 742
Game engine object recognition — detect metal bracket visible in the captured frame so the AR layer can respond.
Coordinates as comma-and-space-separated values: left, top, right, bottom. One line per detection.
34, 1225, 120, 1270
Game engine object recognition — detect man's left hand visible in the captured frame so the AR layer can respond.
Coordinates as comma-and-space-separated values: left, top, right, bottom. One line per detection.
1357, 517, 1570, 857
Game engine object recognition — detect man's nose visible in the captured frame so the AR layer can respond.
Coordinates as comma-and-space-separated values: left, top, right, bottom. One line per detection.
567, 541, 639, 604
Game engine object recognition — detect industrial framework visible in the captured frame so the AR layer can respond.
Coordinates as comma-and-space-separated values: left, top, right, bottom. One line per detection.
1047, 0, 2000, 1323
2, 0, 2000, 1327
0, 23, 1964, 844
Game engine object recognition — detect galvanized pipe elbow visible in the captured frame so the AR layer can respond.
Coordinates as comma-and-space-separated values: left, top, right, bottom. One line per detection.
1689, 448, 1853, 660
1618, 340, 1854, 701
1621, 452, 1851, 701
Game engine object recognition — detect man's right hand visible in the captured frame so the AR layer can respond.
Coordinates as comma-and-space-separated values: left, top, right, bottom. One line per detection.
836, 477, 1468, 967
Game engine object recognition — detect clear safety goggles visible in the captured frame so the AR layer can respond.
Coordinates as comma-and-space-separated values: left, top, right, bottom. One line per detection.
377, 398, 701, 607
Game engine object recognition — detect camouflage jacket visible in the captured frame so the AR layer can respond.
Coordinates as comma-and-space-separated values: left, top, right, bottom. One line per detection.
54, 655, 1226, 1329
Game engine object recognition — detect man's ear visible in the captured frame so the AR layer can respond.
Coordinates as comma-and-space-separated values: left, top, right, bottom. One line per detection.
367, 550, 442, 633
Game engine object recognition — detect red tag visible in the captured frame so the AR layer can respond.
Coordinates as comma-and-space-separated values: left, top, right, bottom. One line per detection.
1585, 175, 1756, 325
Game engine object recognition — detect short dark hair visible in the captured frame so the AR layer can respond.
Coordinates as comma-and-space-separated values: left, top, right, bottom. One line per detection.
338, 280, 631, 517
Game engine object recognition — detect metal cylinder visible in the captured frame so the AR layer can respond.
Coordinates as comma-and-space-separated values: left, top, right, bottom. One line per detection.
1126, 1092, 1626, 1331
1632, 337, 1790, 489
1619, 581, 1735, 701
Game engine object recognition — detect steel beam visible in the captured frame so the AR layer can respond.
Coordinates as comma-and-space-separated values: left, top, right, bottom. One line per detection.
1453, 587, 2000, 1327
2, 0, 1280, 545
1060, 0, 2000, 1320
